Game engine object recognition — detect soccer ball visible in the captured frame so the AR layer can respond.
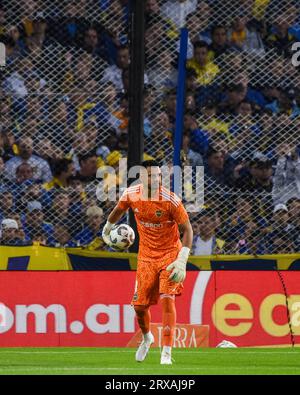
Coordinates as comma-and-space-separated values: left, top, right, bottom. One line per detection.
109, 224, 135, 251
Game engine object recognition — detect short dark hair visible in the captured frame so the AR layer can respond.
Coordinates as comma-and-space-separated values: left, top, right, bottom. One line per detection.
184, 109, 196, 117
239, 100, 253, 107
193, 41, 209, 50
211, 25, 227, 36
206, 147, 219, 159
227, 83, 245, 93
141, 160, 161, 168
52, 158, 73, 177
78, 151, 97, 165
249, 158, 272, 169
118, 44, 129, 52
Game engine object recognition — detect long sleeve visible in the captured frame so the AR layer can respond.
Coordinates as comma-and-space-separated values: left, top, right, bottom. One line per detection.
273, 157, 287, 189
273, 156, 300, 204
294, 158, 300, 195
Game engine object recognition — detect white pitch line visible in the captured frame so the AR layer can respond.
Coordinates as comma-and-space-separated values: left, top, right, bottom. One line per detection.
0, 350, 298, 355
0, 366, 299, 372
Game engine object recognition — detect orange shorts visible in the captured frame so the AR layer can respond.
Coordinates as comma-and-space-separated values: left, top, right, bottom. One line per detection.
132, 250, 183, 306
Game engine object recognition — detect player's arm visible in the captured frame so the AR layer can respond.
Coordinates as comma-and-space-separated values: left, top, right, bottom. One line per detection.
167, 204, 193, 283
102, 189, 131, 246
102, 205, 127, 246
179, 219, 193, 250
107, 205, 127, 224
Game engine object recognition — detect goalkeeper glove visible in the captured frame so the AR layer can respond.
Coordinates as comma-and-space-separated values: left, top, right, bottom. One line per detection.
166, 247, 190, 283
102, 221, 114, 247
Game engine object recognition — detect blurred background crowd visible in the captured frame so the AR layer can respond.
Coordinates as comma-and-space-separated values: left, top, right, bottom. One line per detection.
0, 0, 299, 255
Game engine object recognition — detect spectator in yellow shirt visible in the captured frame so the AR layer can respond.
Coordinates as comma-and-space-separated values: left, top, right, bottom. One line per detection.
43, 158, 75, 191
187, 41, 220, 86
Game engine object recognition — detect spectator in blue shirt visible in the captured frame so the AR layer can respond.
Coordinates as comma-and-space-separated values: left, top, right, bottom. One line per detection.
48, 223, 75, 248
243, 229, 267, 255
269, 230, 295, 254
185, 111, 210, 156
46, 189, 78, 236
0, 218, 29, 246
205, 147, 236, 186
75, 206, 105, 248
209, 25, 232, 61
5, 162, 34, 202
225, 195, 268, 254
265, 88, 300, 117
0, 189, 15, 223
23, 201, 54, 242
3, 136, 52, 183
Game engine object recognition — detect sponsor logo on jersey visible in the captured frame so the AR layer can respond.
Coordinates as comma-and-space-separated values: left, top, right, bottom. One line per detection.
133, 293, 138, 302
139, 220, 162, 228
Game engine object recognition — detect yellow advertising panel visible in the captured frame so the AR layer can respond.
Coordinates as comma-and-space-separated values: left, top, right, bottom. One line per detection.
0, 246, 71, 270
0, 245, 300, 270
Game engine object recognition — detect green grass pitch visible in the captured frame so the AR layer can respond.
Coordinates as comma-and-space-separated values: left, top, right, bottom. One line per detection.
0, 347, 299, 375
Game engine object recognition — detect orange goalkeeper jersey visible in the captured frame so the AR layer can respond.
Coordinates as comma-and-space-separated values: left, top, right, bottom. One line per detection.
117, 184, 189, 260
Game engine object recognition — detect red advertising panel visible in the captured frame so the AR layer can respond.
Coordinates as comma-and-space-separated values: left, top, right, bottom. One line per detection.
0, 271, 299, 347
200, 271, 300, 347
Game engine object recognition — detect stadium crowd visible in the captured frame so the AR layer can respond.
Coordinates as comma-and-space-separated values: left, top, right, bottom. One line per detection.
0, 0, 300, 254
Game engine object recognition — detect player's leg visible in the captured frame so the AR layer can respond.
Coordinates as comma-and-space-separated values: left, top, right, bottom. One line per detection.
134, 304, 154, 362
133, 260, 159, 362
159, 254, 183, 365
134, 304, 151, 335
160, 294, 176, 365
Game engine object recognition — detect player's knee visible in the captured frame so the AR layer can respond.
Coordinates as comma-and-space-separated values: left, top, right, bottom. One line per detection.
160, 294, 175, 312
160, 294, 175, 301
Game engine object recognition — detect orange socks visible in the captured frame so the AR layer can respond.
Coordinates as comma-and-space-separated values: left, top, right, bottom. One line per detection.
134, 305, 151, 335
161, 295, 176, 347
134, 297, 176, 346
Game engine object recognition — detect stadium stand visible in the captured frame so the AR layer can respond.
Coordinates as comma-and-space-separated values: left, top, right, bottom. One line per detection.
0, 0, 299, 254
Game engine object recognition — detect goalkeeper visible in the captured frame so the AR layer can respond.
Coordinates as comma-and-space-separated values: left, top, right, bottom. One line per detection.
102, 160, 193, 365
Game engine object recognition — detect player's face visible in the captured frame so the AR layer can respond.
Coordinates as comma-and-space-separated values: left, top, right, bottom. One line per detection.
143, 166, 161, 193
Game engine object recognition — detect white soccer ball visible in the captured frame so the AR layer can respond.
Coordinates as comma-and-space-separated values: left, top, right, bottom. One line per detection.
216, 340, 238, 348
109, 224, 135, 251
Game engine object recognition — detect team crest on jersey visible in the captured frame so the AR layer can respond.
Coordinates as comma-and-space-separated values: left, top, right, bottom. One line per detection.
133, 293, 138, 302
155, 210, 163, 217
